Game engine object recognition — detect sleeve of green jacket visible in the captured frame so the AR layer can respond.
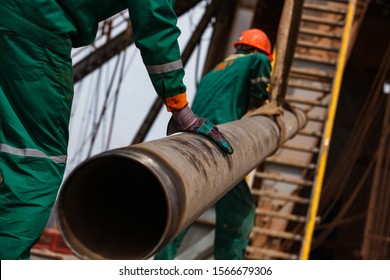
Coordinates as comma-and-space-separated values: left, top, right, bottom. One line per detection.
250, 53, 271, 101
127, 0, 186, 100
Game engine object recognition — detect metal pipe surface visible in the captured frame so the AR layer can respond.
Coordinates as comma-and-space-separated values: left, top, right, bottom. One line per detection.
56, 109, 306, 260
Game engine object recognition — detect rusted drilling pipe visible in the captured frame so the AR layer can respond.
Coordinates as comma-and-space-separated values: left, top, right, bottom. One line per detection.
56, 109, 306, 260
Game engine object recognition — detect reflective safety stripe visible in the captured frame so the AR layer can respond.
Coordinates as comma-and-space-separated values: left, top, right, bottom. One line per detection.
251, 76, 270, 84
0, 143, 67, 164
224, 54, 245, 61
145, 60, 183, 74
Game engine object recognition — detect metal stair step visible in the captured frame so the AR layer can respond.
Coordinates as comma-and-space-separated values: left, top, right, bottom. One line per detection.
301, 14, 345, 27
298, 130, 324, 138
299, 27, 342, 40
251, 189, 311, 204
246, 246, 299, 260
303, 2, 347, 15
282, 142, 320, 153
308, 115, 326, 123
288, 79, 331, 92
296, 40, 340, 52
265, 155, 317, 169
294, 53, 337, 66
326, 0, 349, 2
290, 65, 335, 80
254, 171, 313, 187
251, 226, 304, 241
285, 95, 329, 108
255, 209, 308, 223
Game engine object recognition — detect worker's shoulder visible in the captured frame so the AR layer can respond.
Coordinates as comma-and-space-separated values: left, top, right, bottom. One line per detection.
230, 52, 269, 63
225, 52, 266, 61
249, 52, 270, 62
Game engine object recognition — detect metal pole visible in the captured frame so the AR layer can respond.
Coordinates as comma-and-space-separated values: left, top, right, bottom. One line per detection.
56, 109, 306, 260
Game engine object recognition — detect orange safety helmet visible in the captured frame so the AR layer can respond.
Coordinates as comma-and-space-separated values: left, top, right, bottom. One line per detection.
233, 28, 274, 61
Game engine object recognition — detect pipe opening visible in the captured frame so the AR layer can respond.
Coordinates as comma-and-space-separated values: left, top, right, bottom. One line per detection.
57, 154, 168, 259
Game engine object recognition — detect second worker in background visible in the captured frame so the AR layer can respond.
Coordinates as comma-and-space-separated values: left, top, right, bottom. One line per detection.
155, 28, 274, 260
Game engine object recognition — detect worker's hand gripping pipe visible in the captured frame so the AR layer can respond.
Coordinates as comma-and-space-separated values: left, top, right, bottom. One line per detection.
56, 109, 306, 260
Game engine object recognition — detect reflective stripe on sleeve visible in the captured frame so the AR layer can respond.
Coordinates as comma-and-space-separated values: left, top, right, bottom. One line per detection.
145, 59, 183, 74
251, 76, 270, 84
0, 143, 67, 164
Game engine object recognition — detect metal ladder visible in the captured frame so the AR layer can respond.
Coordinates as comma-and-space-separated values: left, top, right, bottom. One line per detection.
245, 0, 354, 260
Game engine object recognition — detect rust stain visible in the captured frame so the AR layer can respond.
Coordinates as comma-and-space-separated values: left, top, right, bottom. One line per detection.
168, 136, 233, 179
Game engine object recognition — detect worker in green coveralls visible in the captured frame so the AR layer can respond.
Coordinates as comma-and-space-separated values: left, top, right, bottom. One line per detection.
0, 0, 233, 260
154, 28, 273, 260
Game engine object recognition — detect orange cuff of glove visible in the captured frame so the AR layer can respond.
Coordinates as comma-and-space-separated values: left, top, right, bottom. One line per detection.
164, 92, 189, 112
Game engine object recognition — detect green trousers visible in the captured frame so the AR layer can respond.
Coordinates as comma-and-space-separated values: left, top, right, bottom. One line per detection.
154, 179, 255, 260
0, 26, 73, 259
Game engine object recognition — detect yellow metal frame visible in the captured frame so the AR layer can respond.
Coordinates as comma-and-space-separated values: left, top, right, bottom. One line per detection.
299, 0, 357, 259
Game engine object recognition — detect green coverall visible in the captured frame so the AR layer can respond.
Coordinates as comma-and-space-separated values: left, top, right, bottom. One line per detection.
0, 0, 186, 260
154, 51, 272, 260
